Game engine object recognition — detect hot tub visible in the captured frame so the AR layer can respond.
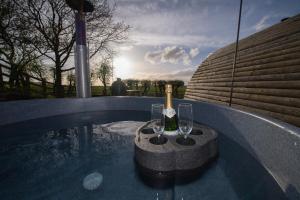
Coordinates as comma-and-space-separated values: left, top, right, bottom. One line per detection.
0, 97, 299, 200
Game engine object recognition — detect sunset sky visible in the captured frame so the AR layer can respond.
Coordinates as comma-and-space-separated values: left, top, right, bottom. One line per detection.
108, 0, 300, 83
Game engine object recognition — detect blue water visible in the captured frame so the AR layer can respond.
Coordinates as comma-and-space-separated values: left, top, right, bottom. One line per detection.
0, 111, 287, 200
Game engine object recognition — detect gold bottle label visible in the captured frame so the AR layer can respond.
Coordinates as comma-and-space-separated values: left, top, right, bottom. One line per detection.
165, 84, 173, 109
164, 84, 176, 118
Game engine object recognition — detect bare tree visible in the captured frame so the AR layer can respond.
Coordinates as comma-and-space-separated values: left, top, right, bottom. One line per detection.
66, 71, 75, 95
87, 1, 129, 59
0, 0, 39, 92
95, 62, 112, 96
141, 80, 151, 95
169, 80, 184, 97
158, 80, 166, 96
13, 0, 74, 97
152, 81, 159, 96
133, 79, 139, 90
124, 79, 134, 89
16, 0, 129, 97
27, 59, 48, 81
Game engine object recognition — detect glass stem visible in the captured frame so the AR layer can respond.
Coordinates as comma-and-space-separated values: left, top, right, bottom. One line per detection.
184, 134, 187, 139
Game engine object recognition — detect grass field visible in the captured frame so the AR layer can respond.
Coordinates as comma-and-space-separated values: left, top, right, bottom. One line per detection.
1, 83, 186, 100
92, 85, 186, 99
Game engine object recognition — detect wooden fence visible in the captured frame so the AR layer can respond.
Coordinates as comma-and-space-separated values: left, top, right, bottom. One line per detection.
0, 64, 55, 99
185, 14, 300, 127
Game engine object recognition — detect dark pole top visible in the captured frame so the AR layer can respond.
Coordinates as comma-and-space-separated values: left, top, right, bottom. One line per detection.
66, 0, 94, 12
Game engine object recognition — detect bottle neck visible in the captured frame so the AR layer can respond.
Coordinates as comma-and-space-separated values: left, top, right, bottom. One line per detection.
165, 93, 173, 109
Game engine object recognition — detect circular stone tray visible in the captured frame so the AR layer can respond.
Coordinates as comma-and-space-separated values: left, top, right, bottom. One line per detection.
134, 122, 218, 173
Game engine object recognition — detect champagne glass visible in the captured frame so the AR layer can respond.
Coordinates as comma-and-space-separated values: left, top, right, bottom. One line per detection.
151, 104, 165, 139
178, 103, 193, 139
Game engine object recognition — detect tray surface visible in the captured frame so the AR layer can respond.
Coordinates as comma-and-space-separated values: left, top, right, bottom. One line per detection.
134, 122, 218, 172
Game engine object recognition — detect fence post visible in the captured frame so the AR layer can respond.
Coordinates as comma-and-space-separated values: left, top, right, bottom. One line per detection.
42, 79, 47, 97
52, 83, 56, 96
0, 66, 3, 90
25, 74, 30, 97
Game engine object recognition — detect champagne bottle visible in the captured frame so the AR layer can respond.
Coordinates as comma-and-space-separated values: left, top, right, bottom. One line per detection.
163, 84, 178, 135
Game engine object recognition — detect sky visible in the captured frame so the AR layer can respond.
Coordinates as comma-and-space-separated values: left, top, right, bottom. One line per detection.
107, 0, 300, 83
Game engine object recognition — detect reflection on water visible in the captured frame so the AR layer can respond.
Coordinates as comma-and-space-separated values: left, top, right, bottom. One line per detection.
10, 121, 144, 170
82, 171, 103, 190
0, 111, 288, 200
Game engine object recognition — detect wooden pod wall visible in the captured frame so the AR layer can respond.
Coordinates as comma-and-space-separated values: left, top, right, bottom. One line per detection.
185, 14, 300, 127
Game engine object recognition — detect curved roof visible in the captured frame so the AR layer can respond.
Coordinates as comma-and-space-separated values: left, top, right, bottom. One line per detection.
185, 13, 300, 127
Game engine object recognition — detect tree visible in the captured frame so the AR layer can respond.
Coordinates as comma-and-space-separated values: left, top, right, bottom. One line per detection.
132, 79, 139, 90
86, 1, 130, 59
96, 62, 112, 96
170, 80, 184, 97
16, 0, 129, 97
26, 59, 49, 97
157, 80, 166, 96
141, 80, 151, 96
124, 79, 134, 89
0, 61, 2, 89
0, 0, 39, 93
152, 81, 159, 96
27, 59, 48, 81
13, 0, 75, 97
66, 71, 75, 95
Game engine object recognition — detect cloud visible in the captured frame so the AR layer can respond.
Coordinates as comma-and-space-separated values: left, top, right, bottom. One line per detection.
131, 31, 227, 48
145, 46, 199, 65
254, 15, 270, 31
265, 0, 273, 5
172, 68, 196, 77
144, 51, 162, 64
189, 48, 199, 58
112, 0, 299, 83
119, 45, 134, 51
206, 52, 213, 59
161, 46, 190, 65
116, 0, 235, 48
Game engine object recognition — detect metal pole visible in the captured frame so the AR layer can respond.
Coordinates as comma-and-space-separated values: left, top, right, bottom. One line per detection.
229, 0, 243, 106
111, 55, 114, 83
87, 41, 91, 87
74, 4, 91, 98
